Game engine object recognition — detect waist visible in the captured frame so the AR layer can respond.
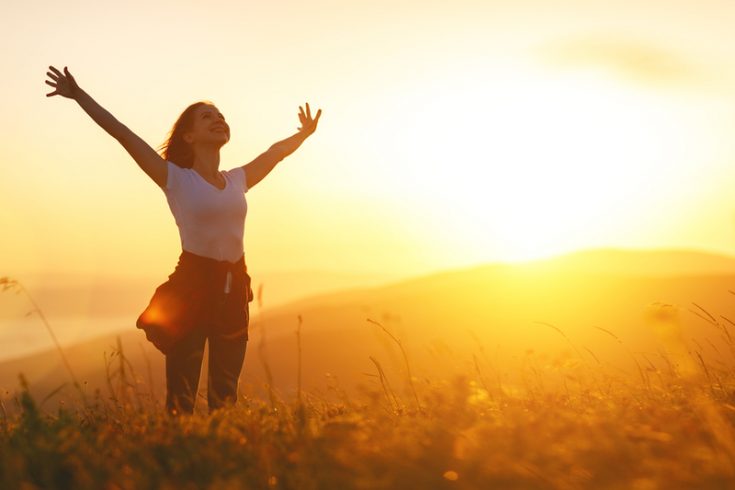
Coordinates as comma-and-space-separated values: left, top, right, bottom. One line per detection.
178, 249, 247, 273
177, 233, 244, 264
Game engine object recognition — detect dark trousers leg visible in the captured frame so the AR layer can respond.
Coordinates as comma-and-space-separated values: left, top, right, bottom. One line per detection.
165, 328, 207, 414
207, 334, 247, 411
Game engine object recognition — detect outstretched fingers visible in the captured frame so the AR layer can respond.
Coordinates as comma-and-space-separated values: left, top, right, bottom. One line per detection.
45, 65, 81, 99
296, 103, 322, 132
45, 68, 59, 97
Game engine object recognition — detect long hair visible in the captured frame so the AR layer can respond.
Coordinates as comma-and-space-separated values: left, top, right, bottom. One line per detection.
157, 100, 214, 169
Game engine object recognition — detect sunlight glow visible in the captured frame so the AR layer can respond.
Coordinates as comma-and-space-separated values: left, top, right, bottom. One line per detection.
374, 66, 720, 263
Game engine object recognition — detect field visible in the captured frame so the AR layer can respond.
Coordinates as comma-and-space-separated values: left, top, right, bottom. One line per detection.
2, 251, 735, 489
2, 322, 735, 489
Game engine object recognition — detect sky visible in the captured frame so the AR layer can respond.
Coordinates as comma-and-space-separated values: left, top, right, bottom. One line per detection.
3, 0, 735, 288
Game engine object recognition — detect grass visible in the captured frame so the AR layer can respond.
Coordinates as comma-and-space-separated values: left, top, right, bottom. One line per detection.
1, 278, 735, 489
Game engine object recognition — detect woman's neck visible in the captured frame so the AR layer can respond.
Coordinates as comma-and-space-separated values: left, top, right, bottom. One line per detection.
191, 145, 221, 176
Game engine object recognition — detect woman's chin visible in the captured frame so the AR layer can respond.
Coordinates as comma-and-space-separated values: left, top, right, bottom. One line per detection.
207, 136, 229, 148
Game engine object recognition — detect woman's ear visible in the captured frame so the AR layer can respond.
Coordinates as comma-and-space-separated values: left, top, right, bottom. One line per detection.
182, 132, 193, 144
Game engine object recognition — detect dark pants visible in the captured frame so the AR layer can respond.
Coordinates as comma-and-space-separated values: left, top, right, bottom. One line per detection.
166, 327, 247, 414
137, 250, 253, 415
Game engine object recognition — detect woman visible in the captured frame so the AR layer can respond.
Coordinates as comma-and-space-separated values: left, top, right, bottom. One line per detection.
44, 65, 321, 414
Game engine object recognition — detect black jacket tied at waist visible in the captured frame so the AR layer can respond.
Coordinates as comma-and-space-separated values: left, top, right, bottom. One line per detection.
137, 250, 254, 354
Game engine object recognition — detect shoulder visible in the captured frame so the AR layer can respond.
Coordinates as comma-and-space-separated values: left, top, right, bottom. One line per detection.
164, 161, 193, 191
224, 166, 249, 193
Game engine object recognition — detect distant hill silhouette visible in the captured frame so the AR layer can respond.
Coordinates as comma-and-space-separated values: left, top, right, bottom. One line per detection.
533, 248, 735, 276
3, 248, 735, 409
0, 269, 400, 320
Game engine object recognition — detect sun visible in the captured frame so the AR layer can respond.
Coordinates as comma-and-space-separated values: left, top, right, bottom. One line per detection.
379, 66, 693, 264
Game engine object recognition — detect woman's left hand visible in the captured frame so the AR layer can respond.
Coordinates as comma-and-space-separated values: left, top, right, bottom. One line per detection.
297, 102, 322, 136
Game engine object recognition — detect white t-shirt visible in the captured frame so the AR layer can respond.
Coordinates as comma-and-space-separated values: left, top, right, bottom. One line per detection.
161, 160, 248, 262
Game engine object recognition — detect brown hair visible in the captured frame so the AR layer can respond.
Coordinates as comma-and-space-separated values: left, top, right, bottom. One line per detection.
157, 100, 214, 168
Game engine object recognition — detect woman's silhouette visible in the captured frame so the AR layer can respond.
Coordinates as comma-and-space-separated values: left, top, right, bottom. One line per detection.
44, 65, 321, 414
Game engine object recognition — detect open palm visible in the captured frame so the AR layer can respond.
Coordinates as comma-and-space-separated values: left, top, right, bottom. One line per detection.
297, 102, 322, 136
45, 66, 80, 99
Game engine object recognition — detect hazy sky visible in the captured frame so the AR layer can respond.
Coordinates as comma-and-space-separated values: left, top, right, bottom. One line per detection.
3, 0, 735, 284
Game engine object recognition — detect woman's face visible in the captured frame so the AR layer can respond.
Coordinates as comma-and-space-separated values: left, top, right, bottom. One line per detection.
183, 104, 230, 147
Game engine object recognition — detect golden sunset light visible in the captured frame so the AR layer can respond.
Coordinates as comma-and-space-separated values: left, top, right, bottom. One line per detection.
1, 0, 734, 284
3, 1, 735, 487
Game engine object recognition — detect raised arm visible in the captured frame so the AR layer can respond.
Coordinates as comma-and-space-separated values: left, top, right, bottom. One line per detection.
45, 66, 167, 188
242, 103, 322, 189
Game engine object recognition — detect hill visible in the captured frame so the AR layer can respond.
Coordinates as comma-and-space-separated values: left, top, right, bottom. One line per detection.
2, 248, 735, 407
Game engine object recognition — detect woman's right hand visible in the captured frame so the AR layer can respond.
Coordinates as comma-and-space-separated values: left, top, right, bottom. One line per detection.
45, 66, 81, 99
